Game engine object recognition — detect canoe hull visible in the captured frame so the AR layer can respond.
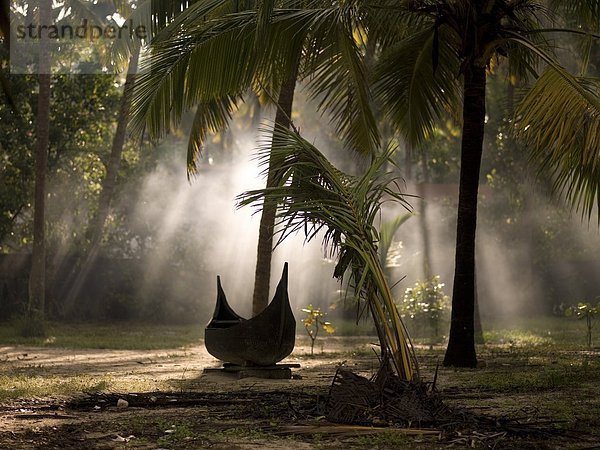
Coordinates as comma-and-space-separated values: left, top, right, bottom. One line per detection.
204, 263, 295, 366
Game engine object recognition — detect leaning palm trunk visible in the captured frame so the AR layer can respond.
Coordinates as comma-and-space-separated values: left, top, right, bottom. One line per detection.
239, 127, 417, 380
252, 58, 299, 316
88, 47, 140, 248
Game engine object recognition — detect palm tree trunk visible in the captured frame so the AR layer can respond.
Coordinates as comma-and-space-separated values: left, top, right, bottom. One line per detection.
252, 62, 299, 317
443, 64, 486, 368
28, 1, 51, 319
250, 91, 261, 129
418, 149, 432, 280
473, 269, 484, 344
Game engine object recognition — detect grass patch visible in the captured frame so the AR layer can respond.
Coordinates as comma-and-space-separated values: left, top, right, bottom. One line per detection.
349, 430, 413, 448
157, 422, 199, 448
482, 329, 554, 347
116, 417, 294, 449
464, 363, 600, 393
0, 373, 169, 401
0, 316, 587, 352
0, 322, 203, 350
480, 316, 586, 348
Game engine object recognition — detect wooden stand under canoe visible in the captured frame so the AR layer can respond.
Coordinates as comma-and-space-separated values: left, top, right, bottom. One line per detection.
204, 263, 296, 366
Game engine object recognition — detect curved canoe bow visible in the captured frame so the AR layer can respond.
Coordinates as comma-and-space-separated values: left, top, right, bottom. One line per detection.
204, 262, 296, 366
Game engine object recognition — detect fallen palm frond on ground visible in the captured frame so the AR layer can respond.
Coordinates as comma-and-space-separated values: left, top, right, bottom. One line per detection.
322, 364, 584, 444
238, 126, 417, 380
326, 366, 449, 426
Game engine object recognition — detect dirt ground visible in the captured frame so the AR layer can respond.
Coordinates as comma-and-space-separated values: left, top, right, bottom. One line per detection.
1, 337, 599, 449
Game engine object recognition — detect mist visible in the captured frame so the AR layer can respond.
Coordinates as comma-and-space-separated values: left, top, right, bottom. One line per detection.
106, 129, 341, 323
389, 182, 600, 324
3, 97, 598, 329
90, 121, 600, 327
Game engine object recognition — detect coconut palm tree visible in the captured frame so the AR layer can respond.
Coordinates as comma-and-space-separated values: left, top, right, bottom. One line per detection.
366, 0, 600, 367
130, 0, 378, 316
62, 0, 152, 312
85, 0, 152, 247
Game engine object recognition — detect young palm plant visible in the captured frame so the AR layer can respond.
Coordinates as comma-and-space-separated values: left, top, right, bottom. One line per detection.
238, 126, 417, 380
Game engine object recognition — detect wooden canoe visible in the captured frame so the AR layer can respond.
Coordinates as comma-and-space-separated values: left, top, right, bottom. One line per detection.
204, 263, 296, 366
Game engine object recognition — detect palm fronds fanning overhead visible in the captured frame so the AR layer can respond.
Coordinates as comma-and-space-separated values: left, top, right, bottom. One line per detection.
237, 126, 417, 380
514, 67, 600, 221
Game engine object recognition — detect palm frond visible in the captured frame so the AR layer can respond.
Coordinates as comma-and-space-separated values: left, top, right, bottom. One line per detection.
514, 67, 600, 221
549, 0, 600, 31
303, 6, 379, 156
373, 25, 462, 147
255, 0, 275, 46
238, 126, 417, 380
378, 212, 413, 271
251, 9, 309, 95
149, 0, 239, 41
130, 11, 257, 138
131, 4, 379, 159
187, 93, 241, 174
130, 5, 313, 138
501, 7, 553, 82
365, 1, 428, 48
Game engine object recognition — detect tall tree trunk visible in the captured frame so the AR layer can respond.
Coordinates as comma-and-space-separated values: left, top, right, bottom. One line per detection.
61, 49, 139, 314
88, 48, 139, 246
473, 269, 484, 344
28, 1, 51, 319
443, 64, 486, 368
252, 62, 299, 317
418, 149, 432, 280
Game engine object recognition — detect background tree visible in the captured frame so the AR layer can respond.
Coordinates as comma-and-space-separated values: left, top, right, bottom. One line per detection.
28, 0, 52, 327
61, 0, 148, 310
370, 0, 600, 367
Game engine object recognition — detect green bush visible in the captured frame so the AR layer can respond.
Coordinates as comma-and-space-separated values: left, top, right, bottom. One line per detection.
398, 275, 450, 339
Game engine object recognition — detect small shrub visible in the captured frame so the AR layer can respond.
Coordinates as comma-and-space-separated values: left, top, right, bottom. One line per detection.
301, 304, 335, 355
399, 275, 450, 339
559, 300, 600, 348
